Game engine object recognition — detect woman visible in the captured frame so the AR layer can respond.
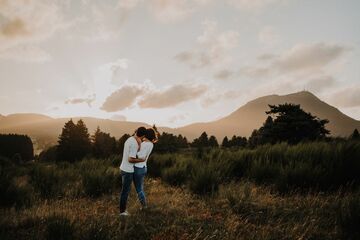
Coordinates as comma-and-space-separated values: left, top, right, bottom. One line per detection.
129, 128, 158, 208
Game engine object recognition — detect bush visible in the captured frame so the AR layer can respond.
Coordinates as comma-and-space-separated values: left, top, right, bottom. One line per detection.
147, 154, 176, 178
45, 215, 75, 240
0, 157, 34, 209
82, 167, 119, 198
337, 193, 360, 240
38, 146, 58, 162
30, 165, 64, 199
162, 163, 188, 186
81, 220, 111, 240
189, 167, 219, 196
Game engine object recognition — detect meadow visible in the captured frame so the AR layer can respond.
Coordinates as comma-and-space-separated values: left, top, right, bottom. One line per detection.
1, 141, 360, 240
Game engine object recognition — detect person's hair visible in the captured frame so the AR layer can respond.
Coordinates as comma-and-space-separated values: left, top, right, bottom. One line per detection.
145, 128, 157, 141
135, 127, 147, 137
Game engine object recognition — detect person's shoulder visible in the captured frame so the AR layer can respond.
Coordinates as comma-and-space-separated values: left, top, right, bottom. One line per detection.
142, 141, 153, 149
126, 136, 136, 144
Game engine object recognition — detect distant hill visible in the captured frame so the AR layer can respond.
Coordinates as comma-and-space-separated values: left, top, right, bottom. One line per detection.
176, 91, 360, 140
1, 91, 359, 150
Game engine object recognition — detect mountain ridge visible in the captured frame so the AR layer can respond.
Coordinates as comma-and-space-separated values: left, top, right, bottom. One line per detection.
1, 91, 359, 148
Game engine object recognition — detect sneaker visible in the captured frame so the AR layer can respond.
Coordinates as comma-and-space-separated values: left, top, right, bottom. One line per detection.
120, 211, 130, 216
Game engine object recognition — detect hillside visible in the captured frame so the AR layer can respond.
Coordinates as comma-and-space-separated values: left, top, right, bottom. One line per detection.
177, 91, 360, 140
0, 91, 359, 146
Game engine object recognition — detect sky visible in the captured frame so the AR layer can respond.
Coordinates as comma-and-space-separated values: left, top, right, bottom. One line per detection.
0, 0, 359, 127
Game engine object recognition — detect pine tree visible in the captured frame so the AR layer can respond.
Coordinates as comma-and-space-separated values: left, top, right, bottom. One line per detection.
222, 136, 230, 148
92, 126, 117, 158
208, 135, 219, 147
350, 129, 360, 140
57, 119, 91, 162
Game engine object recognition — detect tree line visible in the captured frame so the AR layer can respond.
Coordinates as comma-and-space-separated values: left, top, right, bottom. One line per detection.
2, 103, 359, 163
0, 134, 34, 162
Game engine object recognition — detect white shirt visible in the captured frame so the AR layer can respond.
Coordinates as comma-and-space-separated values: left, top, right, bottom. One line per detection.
134, 141, 154, 168
120, 136, 138, 173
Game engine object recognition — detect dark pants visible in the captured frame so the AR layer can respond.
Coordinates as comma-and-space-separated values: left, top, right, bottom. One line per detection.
133, 166, 147, 207
119, 170, 133, 213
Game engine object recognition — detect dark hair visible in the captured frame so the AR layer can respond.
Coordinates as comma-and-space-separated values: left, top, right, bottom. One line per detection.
136, 127, 147, 137
145, 128, 156, 141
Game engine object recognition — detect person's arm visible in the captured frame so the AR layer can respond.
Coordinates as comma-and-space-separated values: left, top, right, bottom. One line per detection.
129, 143, 150, 163
128, 157, 145, 163
128, 139, 142, 163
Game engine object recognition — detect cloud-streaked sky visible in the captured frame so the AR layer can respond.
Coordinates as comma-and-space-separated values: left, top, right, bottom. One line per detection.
1, 0, 359, 127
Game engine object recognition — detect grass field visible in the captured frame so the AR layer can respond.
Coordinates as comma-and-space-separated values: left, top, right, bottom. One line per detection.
1, 141, 360, 239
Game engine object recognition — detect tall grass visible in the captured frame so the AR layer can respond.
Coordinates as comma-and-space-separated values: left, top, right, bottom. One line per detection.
150, 141, 360, 194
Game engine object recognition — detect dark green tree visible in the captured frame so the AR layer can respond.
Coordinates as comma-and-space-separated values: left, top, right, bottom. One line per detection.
252, 103, 330, 145
191, 132, 209, 148
208, 135, 219, 147
57, 119, 92, 162
350, 129, 360, 140
117, 133, 131, 154
221, 136, 230, 148
92, 126, 117, 158
0, 134, 34, 162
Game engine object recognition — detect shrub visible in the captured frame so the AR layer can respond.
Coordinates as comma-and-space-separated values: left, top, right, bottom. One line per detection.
45, 215, 75, 240
38, 146, 58, 162
30, 165, 64, 199
0, 157, 34, 209
147, 154, 176, 178
162, 163, 188, 186
81, 220, 110, 240
337, 193, 360, 240
189, 167, 219, 196
82, 167, 119, 198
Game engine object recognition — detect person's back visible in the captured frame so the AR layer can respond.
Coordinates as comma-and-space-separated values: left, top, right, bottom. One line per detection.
120, 136, 138, 173
134, 141, 153, 168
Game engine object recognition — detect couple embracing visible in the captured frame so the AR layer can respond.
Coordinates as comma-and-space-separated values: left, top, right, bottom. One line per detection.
119, 127, 158, 216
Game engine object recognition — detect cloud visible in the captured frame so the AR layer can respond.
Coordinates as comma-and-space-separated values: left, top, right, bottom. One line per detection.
65, 94, 96, 107
239, 42, 349, 80
329, 86, 360, 108
138, 84, 208, 108
273, 43, 349, 73
214, 69, 234, 80
0, 45, 51, 62
168, 114, 188, 123
175, 20, 239, 68
1, 18, 28, 37
149, 0, 193, 23
257, 53, 277, 61
227, 0, 287, 10
111, 114, 127, 121
0, 0, 66, 62
101, 84, 144, 112
201, 90, 241, 107
238, 66, 271, 78
305, 75, 336, 93
258, 26, 280, 46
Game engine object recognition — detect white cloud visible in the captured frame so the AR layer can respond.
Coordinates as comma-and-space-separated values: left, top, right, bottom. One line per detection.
329, 86, 360, 108
149, 0, 193, 23
273, 43, 349, 73
101, 84, 145, 112
227, 0, 287, 10
175, 20, 239, 68
0, 0, 67, 61
138, 83, 208, 108
0, 45, 51, 63
258, 26, 280, 46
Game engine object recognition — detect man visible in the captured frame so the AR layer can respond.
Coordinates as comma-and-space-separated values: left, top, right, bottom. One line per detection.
119, 126, 147, 216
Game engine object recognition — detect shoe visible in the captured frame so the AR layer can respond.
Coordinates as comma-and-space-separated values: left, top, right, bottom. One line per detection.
120, 211, 130, 216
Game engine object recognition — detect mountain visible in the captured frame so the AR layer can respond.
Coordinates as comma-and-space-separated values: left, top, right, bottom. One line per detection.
176, 91, 360, 140
1, 91, 359, 149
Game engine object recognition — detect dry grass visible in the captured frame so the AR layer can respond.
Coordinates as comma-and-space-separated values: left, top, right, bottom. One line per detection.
1, 177, 349, 240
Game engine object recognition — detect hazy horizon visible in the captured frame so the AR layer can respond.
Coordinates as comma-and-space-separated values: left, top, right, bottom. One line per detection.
1, 0, 360, 127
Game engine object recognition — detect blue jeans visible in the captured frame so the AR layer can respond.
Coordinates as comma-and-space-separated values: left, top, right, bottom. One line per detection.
119, 171, 133, 213
133, 166, 147, 207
